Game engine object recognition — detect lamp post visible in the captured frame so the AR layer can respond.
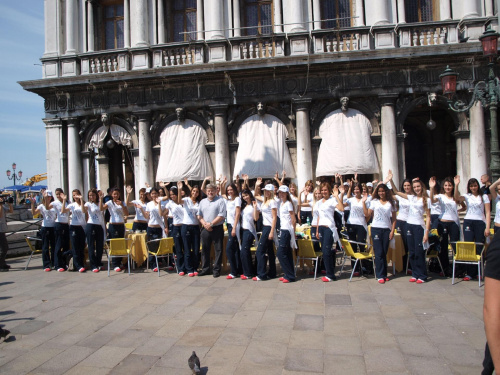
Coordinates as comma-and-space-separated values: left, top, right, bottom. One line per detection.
6, 163, 23, 205
439, 27, 500, 181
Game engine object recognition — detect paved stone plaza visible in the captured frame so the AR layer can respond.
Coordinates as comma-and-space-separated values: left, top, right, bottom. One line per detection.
0, 256, 487, 375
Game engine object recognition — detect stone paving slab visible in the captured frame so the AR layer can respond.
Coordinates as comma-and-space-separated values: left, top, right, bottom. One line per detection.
0, 255, 488, 374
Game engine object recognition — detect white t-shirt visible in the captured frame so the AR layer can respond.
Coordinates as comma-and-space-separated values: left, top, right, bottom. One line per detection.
396, 196, 409, 221
164, 200, 184, 225
428, 190, 442, 216
300, 192, 313, 212
406, 195, 430, 226
291, 196, 299, 214
436, 194, 460, 223
318, 197, 338, 227
85, 202, 103, 225
181, 197, 200, 225
37, 204, 56, 227
464, 193, 489, 222
67, 202, 87, 226
105, 200, 126, 224
347, 197, 366, 226
370, 199, 395, 229
494, 197, 500, 225
225, 196, 241, 226
241, 204, 259, 231
161, 198, 173, 218
311, 200, 320, 226
145, 201, 163, 226
261, 199, 277, 227
51, 200, 69, 224
343, 194, 350, 211
279, 200, 295, 232
131, 200, 147, 221
365, 195, 373, 210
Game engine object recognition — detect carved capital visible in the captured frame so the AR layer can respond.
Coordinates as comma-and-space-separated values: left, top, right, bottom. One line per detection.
43, 118, 63, 128
293, 98, 312, 112
379, 94, 398, 107
134, 110, 152, 122
209, 104, 228, 116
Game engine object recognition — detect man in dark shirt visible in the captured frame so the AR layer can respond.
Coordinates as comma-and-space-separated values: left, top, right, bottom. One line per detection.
481, 174, 492, 199
483, 232, 500, 374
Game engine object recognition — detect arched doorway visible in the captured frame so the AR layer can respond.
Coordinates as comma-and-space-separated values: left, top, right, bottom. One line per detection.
403, 104, 456, 181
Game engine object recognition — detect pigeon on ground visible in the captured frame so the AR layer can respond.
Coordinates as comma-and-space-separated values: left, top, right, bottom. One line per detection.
0, 327, 10, 341
188, 351, 201, 374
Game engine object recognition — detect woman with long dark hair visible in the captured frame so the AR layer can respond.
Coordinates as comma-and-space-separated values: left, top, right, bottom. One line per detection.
31, 190, 56, 272
60, 189, 87, 272
223, 181, 242, 279
489, 177, 500, 234
277, 185, 297, 283
387, 171, 431, 283
239, 189, 260, 279
346, 181, 369, 275
395, 179, 412, 272
85, 189, 106, 272
454, 176, 491, 281
364, 183, 396, 284
50, 188, 70, 272
298, 180, 314, 225
429, 179, 442, 230
177, 181, 201, 277
102, 188, 129, 271
315, 182, 344, 282
125, 186, 149, 231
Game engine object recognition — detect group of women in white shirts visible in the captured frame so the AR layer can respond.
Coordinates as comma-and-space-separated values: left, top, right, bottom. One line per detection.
30, 169, 498, 284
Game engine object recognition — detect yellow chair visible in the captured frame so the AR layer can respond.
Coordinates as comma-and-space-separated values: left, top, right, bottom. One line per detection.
340, 238, 375, 281
295, 239, 323, 280
125, 222, 134, 231
146, 237, 176, 276
24, 236, 42, 270
452, 241, 484, 287
106, 238, 133, 276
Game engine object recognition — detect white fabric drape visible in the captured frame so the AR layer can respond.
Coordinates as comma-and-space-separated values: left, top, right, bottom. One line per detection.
316, 109, 379, 176
156, 120, 214, 182
233, 114, 296, 179
110, 124, 132, 147
88, 126, 108, 149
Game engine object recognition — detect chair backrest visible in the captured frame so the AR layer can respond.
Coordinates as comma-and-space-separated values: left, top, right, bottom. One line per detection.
455, 241, 478, 262
125, 223, 133, 230
340, 239, 357, 258
108, 238, 130, 256
25, 237, 39, 252
303, 227, 311, 239
157, 237, 174, 255
297, 239, 318, 257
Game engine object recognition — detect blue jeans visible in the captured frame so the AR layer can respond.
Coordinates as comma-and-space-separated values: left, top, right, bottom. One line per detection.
172, 225, 185, 273
463, 219, 486, 277
371, 227, 390, 279
300, 210, 313, 225
319, 226, 336, 280
226, 224, 242, 276
181, 224, 200, 273
54, 223, 70, 269
277, 229, 295, 281
41, 226, 55, 269
256, 225, 277, 279
240, 229, 255, 277
146, 226, 163, 269
85, 224, 103, 270
132, 222, 148, 231
407, 224, 427, 280
430, 214, 440, 230
437, 220, 459, 273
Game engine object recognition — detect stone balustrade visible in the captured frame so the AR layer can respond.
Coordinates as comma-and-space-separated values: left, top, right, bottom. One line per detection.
398, 21, 459, 47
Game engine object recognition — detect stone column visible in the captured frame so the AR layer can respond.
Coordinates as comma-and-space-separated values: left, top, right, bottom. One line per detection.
136, 112, 154, 188
81, 151, 93, 193
205, 0, 224, 39
312, 0, 321, 29
87, 0, 95, 52
440, 0, 452, 20
158, 0, 166, 43
232, 0, 241, 37
197, 0, 205, 40
286, 0, 306, 32
130, 0, 149, 47
211, 105, 231, 180
453, 130, 471, 187
294, 99, 313, 189
65, 0, 77, 53
124, 0, 131, 47
486, 0, 494, 17
355, 0, 365, 26
380, 96, 400, 187
462, 1, 480, 18
44, 0, 60, 57
397, 0, 406, 23
43, 119, 67, 191
365, 0, 391, 25
96, 154, 110, 193
274, 0, 283, 32
66, 118, 83, 192
469, 101, 488, 180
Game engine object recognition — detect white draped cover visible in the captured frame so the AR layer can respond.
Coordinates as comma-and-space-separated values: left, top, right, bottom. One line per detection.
88, 125, 132, 149
316, 109, 379, 176
233, 114, 296, 179
156, 120, 214, 182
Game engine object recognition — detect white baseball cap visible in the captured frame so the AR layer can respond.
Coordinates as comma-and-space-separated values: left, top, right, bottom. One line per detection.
343, 182, 349, 186
262, 184, 275, 191
45, 190, 53, 197
145, 187, 152, 193
278, 185, 289, 193
366, 182, 373, 187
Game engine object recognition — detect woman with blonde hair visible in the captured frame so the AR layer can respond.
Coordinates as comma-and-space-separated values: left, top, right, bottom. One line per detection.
298, 180, 314, 225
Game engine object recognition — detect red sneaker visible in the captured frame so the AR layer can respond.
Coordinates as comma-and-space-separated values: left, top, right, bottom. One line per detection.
385, 277, 389, 282
279, 277, 284, 281
92, 268, 99, 273
188, 273, 195, 277
44, 268, 51, 272
226, 274, 236, 279
416, 279, 426, 284
409, 277, 417, 282
57, 268, 66, 272
282, 279, 291, 283
463, 276, 471, 281
79, 267, 86, 273
378, 278, 385, 284
179, 272, 185, 276
153, 267, 158, 272
322, 276, 332, 282
240, 275, 248, 280
194, 272, 199, 276
252, 276, 261, 281
114, 267, 122, 272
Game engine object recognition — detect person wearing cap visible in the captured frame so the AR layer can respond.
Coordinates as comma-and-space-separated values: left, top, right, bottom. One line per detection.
254, 183, 278, 280
277, 185, 297, 283
31, 189, 57, 272
197, 184, 227, 277
315, 182, 344, 282
0, 196, 14, 271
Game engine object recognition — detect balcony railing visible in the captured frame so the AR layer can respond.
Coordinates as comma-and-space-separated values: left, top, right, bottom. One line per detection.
41, 18, 492, 79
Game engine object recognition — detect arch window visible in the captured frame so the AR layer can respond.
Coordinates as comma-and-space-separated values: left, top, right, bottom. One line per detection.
405, 0, 438, 23
243, 0, 273, 36
170, 0, 197, 42
321, 0, 352, 29
102, 0, 124, 49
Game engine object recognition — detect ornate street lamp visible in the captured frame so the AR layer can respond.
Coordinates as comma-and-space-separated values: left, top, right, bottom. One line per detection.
6, 163, 23, 205
439, 27, 500, 180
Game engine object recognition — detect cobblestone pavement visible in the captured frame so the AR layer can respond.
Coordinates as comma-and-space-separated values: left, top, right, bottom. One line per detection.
0, 256, 486, 375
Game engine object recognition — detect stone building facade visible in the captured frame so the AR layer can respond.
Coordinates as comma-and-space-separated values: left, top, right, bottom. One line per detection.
20, 0, 499, 194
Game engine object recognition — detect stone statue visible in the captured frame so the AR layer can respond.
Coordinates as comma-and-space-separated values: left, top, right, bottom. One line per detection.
257, 102, 266, 116
340, 97, 349, 112
176, 107, 186, 122
101, 113, 110, 126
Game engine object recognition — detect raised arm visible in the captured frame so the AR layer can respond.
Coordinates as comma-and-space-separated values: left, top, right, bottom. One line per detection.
177, 181, 184, 205
201, 176, 211, 195
429, 177, 438, 204
385, 170, 408, 199
252, 200, 260, 221
183, 178, 192, 192
98, 191, 107, 211
362, 194, 371, 221
490, 177, 500, 201
333, 186, 344, 212
254, 177, 263, 202
485, 202, 491, 237
454, 175, 465, 203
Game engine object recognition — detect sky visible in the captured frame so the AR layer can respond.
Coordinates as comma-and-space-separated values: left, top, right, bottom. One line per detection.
0, 1, 46, 189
